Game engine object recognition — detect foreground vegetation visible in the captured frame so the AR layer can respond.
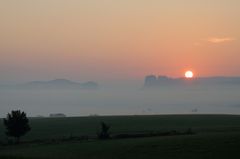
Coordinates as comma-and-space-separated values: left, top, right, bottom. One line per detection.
1, 114, 240, 158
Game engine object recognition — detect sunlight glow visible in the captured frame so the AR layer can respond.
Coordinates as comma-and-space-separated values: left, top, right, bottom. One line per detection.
185, 71, 194, 78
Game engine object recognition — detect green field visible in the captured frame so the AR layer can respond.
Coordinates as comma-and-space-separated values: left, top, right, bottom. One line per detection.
1, 115, 240, 159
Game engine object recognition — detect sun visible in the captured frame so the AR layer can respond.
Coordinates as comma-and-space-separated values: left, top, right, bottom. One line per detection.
185, 71, 194, 78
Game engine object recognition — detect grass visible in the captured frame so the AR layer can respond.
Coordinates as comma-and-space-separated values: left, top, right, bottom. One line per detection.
1, 114, 240, 158
1, 114, 240, 141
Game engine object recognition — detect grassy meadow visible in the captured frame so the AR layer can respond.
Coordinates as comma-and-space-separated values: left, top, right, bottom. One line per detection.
0, 114, 240, 158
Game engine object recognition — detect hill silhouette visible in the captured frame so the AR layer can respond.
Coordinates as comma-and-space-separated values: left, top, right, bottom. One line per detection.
0, 79, 99, 90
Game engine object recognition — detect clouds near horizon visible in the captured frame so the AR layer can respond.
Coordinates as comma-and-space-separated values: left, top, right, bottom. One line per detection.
207, 37, 236, 44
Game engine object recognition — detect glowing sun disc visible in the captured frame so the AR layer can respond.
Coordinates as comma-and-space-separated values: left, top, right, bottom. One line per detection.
185, 71, 194, 78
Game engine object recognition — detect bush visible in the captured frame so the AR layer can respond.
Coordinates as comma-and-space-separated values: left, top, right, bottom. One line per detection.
98, 122, 111, 139
3, 110, 31, 144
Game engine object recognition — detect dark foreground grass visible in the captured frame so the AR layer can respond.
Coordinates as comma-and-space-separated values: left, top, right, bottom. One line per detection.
1, 114, 240, 141
1, 114, 240, 159
1, 132, 240, 159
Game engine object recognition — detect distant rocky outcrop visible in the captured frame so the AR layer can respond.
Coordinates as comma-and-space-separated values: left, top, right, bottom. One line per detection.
144, 75, 240, 88
144, 75, 182, 88
145, 75, 178, 87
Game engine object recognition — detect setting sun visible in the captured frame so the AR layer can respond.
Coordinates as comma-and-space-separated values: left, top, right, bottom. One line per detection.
185, 71, 194, 78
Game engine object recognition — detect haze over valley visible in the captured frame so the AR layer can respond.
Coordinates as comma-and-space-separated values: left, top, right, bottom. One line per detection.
1, 76, 240, 118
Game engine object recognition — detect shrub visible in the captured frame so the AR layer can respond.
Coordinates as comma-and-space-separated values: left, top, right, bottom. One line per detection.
3, 110, 31, 144
98, 122, 111, 139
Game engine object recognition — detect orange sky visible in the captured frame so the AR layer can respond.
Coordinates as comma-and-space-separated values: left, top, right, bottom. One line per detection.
0, 0, 240, 83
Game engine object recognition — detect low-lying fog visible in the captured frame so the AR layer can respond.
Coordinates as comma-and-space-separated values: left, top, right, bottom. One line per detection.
1, 81, 240, 117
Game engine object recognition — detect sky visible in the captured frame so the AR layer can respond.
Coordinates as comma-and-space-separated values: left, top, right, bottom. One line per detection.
0, 0, 240, 84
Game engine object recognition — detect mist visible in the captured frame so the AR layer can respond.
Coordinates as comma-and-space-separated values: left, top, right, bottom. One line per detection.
1, 79, 240, 118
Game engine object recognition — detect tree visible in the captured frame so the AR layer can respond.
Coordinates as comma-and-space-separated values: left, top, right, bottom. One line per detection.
3, 110, 31, 144
98, 122, 110, 139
